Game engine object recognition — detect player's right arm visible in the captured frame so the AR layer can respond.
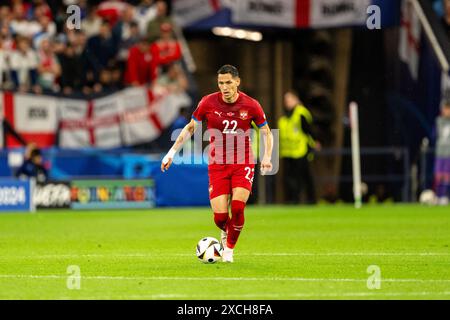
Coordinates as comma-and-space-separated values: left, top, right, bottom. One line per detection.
161, 119, 199, 172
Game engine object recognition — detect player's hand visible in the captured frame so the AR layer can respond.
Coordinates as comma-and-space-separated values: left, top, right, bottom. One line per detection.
260, 156, 272, 175
161, 148, 177, 172
161, 157, 173, 172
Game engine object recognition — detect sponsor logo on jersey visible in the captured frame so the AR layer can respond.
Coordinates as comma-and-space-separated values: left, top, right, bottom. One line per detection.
214, 111, 222, 117
227, 112, 234, 117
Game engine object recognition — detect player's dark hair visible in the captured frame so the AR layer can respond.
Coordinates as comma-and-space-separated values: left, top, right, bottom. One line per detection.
217, 65, 239, 78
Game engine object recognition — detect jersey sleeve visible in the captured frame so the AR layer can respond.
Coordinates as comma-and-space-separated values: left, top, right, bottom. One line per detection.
191, 97, 207, 123
252, 100, 268, 128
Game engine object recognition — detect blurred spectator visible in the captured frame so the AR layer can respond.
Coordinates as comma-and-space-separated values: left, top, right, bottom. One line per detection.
10, 36, 40, 93
58, 42, 85, 95
434, 98, 450, 205
118, 20, 140, 62
0, 0, 186, 97
146, 0, 171, 42
134, 0, 157, 35
113, 5, 140, 63
32, 14, 57, 48
124, 35, 157, 86
0, 5, 12, 24
52, 33, 67, 56
0, 35, 10, 89
10, 3, 41, 38
15, 148, 48, 184
26, 0, 53, 21
81, 5, 102, 38
156, 62, 188, 93
97, 0, 128, 26
150, 22, 181, 68
278, 91, 321, 204
112, 3, 135, 39
99, 61, 123, 93
36, 37, 61, 92
85, 19, 118, 91
0, 21, 14, 51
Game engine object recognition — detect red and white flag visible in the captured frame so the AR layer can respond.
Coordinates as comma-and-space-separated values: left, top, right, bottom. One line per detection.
172, 0, 222, 27
59, 95, 122, 149
59, 86, 191, 148
120, 86, 191, 146
309, 0, 371, 28
58, 98, 90, 148
231, 0, 298, 28
399, 0, 421, 80
120, 86, 161, 146
2, 91, 57, 148
228, 0, 369, 28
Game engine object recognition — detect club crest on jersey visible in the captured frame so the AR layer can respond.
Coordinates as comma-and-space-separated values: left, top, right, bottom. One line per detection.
239, 110, 248, 120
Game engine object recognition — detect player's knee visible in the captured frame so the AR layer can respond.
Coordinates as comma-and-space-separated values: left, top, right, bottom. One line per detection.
231, 200, 246, 226
214, 213, 228, 230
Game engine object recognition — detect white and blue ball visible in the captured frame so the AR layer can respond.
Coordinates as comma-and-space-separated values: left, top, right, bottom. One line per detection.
196, 237, 223, 263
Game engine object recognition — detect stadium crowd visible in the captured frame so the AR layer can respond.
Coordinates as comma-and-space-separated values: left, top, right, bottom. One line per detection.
0, 0, 187, 97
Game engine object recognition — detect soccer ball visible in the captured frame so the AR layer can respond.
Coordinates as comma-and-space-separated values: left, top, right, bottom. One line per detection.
196, 237, 223, 263
419, 189, 437, 205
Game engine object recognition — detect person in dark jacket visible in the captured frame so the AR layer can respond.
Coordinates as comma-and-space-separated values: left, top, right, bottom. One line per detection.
16, 148, 48, 183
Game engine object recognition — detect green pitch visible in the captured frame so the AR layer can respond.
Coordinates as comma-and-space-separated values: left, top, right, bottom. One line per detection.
0, 205, 449, 300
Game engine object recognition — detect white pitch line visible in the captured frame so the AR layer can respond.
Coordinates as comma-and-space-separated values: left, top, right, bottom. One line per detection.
75, 291, 450, 299
0, 274, 449, 283
2, 252, 450, 259
251, 252, 450, 256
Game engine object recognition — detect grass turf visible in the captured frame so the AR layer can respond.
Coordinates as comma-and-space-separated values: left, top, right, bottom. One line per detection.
0, 205, 449, 300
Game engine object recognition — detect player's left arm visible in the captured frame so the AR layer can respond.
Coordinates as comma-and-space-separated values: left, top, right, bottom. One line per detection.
252, 100, 273, 174
259, 123, 273, 175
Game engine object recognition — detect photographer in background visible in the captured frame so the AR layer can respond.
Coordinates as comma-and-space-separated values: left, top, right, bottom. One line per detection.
15, 147, 48, 184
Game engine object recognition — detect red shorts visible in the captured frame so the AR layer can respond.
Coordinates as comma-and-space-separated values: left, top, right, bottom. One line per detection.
208, 164, 255, 199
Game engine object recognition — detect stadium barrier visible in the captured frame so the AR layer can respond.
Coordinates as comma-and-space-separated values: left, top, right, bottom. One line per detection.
0, 178, 35, 212
0, 146, 414, 207
312, 147, 411, 202
70, 179, 155, 210
34, 182, 71, 209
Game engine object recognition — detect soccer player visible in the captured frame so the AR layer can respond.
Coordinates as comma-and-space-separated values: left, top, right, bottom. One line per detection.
161, 64, 273, 262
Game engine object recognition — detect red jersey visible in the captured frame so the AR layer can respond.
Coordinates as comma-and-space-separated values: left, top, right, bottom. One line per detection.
192, 92, 267, 166
124, 45, 157, 85
150, 40, 182, 67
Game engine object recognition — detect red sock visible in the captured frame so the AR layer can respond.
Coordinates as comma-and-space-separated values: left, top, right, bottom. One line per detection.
214, 212, 229, 231
226, 200, 246, 249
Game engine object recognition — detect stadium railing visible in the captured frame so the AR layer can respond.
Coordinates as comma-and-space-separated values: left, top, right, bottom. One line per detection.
312, 147, 411, 203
